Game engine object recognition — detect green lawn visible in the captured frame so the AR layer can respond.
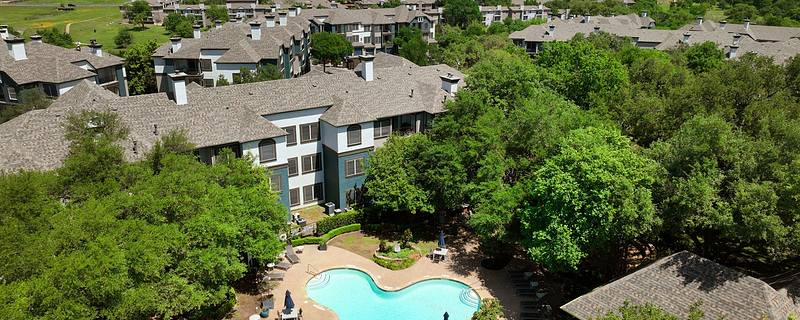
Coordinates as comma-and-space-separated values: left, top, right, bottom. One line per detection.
0, 5, 170, 54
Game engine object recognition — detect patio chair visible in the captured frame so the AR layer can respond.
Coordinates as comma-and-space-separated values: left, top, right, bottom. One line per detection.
513, 280, 540, 289
275, 261, 292, 270
286, 245, 300, 264
264, 272, 285, 281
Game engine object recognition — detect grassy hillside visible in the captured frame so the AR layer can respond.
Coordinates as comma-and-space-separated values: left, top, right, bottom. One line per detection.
0, 5, 169, 54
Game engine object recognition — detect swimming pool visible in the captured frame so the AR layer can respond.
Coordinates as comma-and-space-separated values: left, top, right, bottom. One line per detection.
306, 268, 481, 320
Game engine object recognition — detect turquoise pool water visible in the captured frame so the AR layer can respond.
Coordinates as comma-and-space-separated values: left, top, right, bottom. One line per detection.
306, 268, 481, 320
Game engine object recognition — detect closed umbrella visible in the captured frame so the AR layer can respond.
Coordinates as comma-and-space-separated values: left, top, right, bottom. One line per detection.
284, 290, 295, 312
443, 311, 449, 320
438, 230, 446, 248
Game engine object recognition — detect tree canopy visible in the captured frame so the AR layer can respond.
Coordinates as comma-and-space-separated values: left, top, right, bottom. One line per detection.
123, 40, 159, 95
124, 0, 152, 28
0, 111, 287, 319
310, 32, 353, 72
443, 0, 481, 28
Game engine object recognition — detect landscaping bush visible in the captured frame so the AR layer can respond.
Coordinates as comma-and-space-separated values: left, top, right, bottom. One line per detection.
316, 211, 362, 235
292, 223, 361, 246
373, 255, 417, 270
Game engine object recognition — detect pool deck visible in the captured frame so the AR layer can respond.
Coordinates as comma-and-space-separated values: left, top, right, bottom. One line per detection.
241, 235, 523, 320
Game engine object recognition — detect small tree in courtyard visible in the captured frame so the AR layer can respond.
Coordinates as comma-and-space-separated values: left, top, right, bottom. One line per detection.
310, 32, 353, 72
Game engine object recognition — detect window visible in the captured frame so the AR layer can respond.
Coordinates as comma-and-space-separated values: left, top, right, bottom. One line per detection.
283, 126, 297, 146
288, 157, 299, 176
42, 84, 58, 98
8, 87, 17, 101
200, 59, 212, 71
96, 68, 117, 84
347, 124, 361, 146
374, 119, 391, 138
299, 122, 319, 143
398, 114, 416, 134
259, 139, 276, 163
269, 174, 282, 192
289, 188, 301, 206
203, 79, 214, 87
302, 183, 323, 203
345, 158, 364, 177
301, 153, 322, 173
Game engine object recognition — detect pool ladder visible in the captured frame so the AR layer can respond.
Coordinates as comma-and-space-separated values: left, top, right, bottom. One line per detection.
307, 272, 331, 289
459, 288, 480, 308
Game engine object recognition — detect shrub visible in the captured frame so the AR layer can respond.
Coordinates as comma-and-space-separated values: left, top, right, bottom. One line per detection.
379, 239, 388, 252
320, 223, 361, 243
114, 29, 133, 48
291, 237, 323, 246
316, 211, 362, 235
373, 256, 416, 270
400, 228, 413, 248
471, 299, 503, 320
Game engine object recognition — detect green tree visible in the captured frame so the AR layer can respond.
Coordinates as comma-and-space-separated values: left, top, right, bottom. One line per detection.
114, 28, 133, 48
123, 40, 159, 95
679, 41, 725, 73
395, 27, 429, 66
125, 0, 152, 28
216, 74, 230, 86
520, 127, 661, 272
173, 19, 194, 38
364, 134, 434, 214
38, 27, 74, 48
786, 54, 800, 97
443, 0, 481, 28
310, 32, 353, 72
0, 89, 52, 123
594, 301, 706, 320
471, 299, 503, 320
206, 5, 228, 24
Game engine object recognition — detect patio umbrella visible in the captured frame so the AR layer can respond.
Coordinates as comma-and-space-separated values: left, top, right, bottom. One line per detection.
248, 314, 260, 320
284, 290, 295, 312
443, 311, 449, 320
438, 230, 446, 248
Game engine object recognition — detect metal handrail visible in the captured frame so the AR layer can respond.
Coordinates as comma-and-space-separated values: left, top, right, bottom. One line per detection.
307, 263, 321, 276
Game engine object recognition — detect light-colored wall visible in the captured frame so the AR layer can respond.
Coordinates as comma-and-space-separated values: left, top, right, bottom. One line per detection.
242, 135, 288, 166
58, 79, 88, 95
200, 49, 227, 84
334, 121, 374, 154
264, 107, 328, 198
216, 63, 258, 83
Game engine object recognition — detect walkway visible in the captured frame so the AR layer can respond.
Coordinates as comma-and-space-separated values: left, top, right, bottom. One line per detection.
235, 237, 524, 320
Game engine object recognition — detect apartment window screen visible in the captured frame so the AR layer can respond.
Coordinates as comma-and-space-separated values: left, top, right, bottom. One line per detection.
299, 122, 319, 143
344, 158, 364, 177
373, 119, 391, 138
301, 153, 322, 173
259, 139, 276, 163
42, 84, 58, 98
302, 183, 323, 203
347, 125, 361, 146
283, 126, 297, 146
8, 87, 18, 101
289, 188, 301, 206
288, 157, 299, 176
269, 174, 282, 192
203, 79, 214, 87
200, 59, 213, 71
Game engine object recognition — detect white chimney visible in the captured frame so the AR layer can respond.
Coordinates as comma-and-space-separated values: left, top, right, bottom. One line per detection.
744, 18, 751, 31
331, 1, 338, 8
6, 37, 26, 61
88, 40, 103, 57
728, 45, 739, 59
733, 33, 741, 46
279, 12, 287, 26
266, 15, 276, 27
169, 71, 188, 105
170, 36, 182, 53
696, 16, 703, 26
682, 32, 691, 44
640, 11, 647, 18
250, 21, 262, 40
193, 24, 201, 39
360, 55, 374, 81
215, 20, 222, 29
30, 34, 43, 44
296, 7, 301, 15
593, 25, 600, 33
440, 72, 460, 96
584, 14, 590, 23
289, 7, 297, 17
548, 24, 555, 37
226, 2, 231, 9
0, 25, 8, 40
720, 20, 727, 30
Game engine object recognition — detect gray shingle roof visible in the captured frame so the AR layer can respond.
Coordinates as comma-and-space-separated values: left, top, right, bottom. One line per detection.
0, 58, 463, 172
300, 7, 433, 25
561, 251, 800, 320
0, 38, 123, 85
153, 18, 309, 62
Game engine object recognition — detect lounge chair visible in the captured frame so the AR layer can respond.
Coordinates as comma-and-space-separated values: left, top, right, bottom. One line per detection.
264, 272, 285, 281
513, 280, 540, 289
286, 245, 300, 264
275, 261, 292, 270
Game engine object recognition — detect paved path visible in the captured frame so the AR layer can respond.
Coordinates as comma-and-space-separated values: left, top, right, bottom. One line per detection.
234, 237, 524, 320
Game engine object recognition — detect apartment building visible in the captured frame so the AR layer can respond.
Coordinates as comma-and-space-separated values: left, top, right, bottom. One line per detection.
119, 0, 178, 25
0, 28, 128, 106
152, 15, 311, 92
300, 7, 437, 55
0, 54, 463, 211
480, 4, 551, 26
508, 14, 800, 63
